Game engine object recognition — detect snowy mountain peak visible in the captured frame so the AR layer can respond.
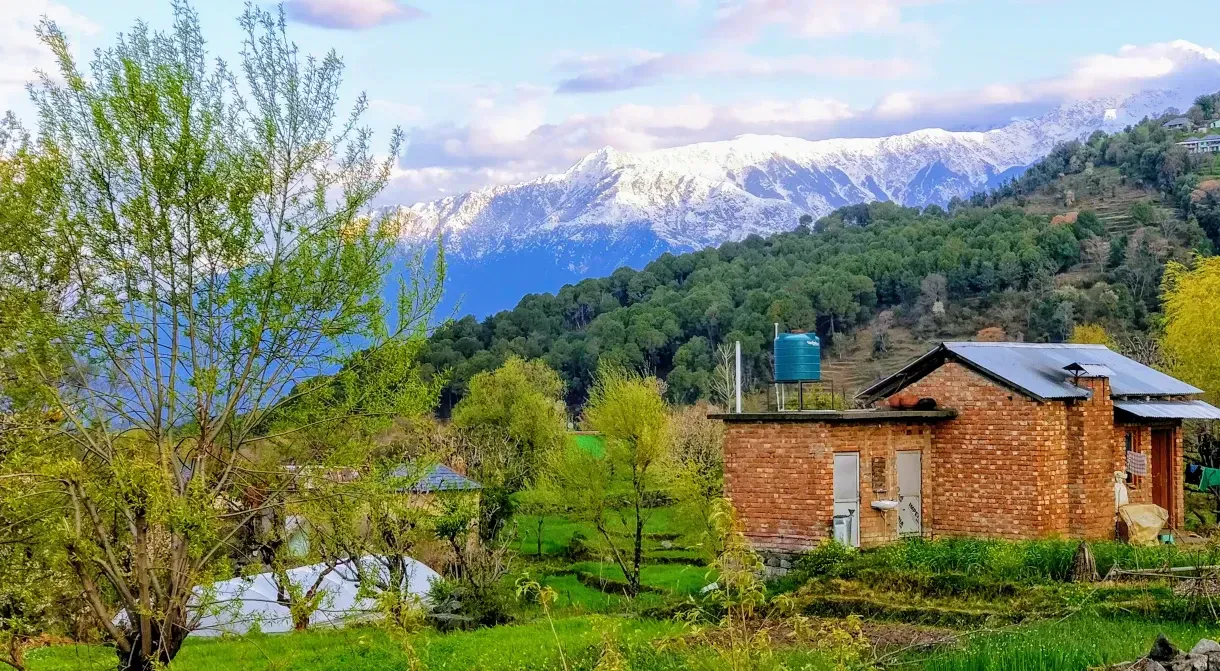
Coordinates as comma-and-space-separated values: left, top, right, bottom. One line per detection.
396, 87, 1199, 318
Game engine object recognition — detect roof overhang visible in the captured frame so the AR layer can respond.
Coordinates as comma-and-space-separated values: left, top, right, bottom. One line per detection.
710, 409, 956, 423
856, 344, 1056, 404
1114, 399, 1220, 421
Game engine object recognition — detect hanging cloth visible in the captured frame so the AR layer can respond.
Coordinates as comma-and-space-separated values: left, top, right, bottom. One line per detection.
1198, 466, 1220, 492
1186, 463, 1203, 487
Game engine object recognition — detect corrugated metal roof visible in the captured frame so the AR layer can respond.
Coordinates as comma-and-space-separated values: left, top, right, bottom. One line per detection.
1114, 400, 1220, 420
942, 343, 1200, 399
858, 342, 1201, 402
390, 464, 482, 492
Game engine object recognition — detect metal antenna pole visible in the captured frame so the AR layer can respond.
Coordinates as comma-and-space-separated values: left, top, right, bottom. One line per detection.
735, 341, 742, 414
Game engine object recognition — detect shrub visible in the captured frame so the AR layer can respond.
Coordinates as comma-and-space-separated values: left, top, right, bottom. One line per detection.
564, 531, 596, 562
793, 540, 856, 578
788, 537, 1220, 587
426, 575, 516, 630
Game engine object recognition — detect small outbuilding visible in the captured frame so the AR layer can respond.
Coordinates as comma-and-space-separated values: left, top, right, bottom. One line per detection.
1164, 117, 1194, 131
718, 342, 1220, 562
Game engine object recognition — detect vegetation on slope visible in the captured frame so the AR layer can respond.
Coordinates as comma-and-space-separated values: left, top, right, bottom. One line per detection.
421, 95, 1220, 409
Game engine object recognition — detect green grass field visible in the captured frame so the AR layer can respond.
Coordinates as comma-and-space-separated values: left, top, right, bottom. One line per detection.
26, 616, 687, 671
570, 433, 605, 457
903, 615, 1220, 671
31, 612, 1210, 671
514, 505, 702, 560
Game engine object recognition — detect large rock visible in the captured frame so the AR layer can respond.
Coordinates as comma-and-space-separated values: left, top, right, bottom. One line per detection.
1167, 654, 1209, 671
1152, 635, 1182, 662
1191, 640, 1220, 656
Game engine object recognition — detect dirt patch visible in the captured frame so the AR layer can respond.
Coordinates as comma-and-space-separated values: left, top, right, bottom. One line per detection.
855, 619, 959, 652
1190, 179, 1220, 202
1050, 211, 1079, 226
686, 616, 958, 661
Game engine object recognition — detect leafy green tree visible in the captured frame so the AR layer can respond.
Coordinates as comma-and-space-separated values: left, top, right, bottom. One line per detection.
548, 365, 672, 597
451, 356, 567, 540
668, 403, 725, 557
0, 5, 439, 669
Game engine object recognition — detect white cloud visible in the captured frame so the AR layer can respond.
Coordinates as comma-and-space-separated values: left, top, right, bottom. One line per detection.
555, 48, 917, 93
370, 99, 427, 124
283, 0, 425, 30
0, 0, 99, 113
392, 40, 1220, 205
709, 0, 942, 40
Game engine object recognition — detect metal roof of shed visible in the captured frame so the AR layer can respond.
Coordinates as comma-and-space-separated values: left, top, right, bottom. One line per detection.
858, 342, 1201, 402
390, 464, 482, 493
1114, 400, 1220, 420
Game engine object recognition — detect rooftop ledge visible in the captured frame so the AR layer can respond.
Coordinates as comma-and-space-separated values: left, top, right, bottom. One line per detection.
708, 409, 957, 423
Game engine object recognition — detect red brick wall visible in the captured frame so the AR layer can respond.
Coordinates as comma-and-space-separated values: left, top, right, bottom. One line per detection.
892, 362, 1073, 539
725, 359, 1189, 554
1174, 427, 1185, 530
723, 420, 933, 552
1065, 377, 1116, 540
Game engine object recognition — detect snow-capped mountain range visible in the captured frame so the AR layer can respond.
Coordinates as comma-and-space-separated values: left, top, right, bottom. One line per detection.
397, 89, 1194, 318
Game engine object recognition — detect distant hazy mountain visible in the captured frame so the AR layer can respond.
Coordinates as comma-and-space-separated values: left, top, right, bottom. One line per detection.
395, 89, 1193, 318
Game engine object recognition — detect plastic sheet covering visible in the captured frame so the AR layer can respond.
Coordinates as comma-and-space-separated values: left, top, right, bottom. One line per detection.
1119, 504, 1169, 547
118, 555, 439, 637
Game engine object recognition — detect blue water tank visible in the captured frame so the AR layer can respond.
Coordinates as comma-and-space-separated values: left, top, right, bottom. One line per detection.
774, 332, 821, 382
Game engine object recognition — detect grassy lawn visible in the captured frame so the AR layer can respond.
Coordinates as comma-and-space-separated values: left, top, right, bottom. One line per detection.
567, 561, 715, 595
901, 614, 1220, 671
33, 612, 1212, 671
26, 616, 688, 671
514, 505, 702, 559
570, 433, 605, 457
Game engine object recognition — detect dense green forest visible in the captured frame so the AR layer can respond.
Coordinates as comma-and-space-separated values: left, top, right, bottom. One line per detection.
420, 94, 1220, 409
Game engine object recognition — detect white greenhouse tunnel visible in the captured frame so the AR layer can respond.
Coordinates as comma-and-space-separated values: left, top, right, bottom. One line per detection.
118, 556, 440, 637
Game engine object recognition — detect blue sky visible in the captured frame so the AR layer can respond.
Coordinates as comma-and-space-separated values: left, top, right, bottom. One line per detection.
6, 0, 1220, 203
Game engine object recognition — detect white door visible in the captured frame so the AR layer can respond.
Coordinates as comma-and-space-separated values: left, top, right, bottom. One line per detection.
897, 451, 923, 537
833, 453, 860, 547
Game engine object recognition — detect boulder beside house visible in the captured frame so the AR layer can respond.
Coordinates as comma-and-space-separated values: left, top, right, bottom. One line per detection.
716, 342, 1220, 565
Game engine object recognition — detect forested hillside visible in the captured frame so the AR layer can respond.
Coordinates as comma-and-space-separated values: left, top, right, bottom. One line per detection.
420, 96, 1220, 410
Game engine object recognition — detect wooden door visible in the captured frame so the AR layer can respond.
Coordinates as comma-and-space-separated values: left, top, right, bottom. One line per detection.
1152, 429, 1173, 523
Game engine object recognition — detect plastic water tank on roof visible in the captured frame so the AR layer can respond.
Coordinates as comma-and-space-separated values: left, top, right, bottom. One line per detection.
774, 332, 821, 382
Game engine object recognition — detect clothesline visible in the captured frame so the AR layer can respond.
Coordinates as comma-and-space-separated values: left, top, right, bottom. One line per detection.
1185, 463, 1220, 491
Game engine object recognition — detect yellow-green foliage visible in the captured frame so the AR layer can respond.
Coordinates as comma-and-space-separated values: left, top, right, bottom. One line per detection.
1163, 256, 1220, 402
452, 356, 568, 490
1068, 323, 1116, 348
548, 364, 674, 596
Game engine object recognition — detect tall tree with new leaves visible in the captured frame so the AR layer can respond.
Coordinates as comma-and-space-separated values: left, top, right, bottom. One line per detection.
0, 3, 440, 669
451, 356, 566, 540
1162, 256, 1220, 403
549, 364, 672, 596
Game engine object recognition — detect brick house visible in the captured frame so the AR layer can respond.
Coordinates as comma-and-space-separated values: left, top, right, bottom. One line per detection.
718, 342, 1220, 559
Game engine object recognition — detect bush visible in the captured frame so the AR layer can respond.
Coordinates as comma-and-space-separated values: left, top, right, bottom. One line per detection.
426, 576, 516, 631
793, 540, 856, 578
788, 537, 1220, 587
564, 531, 596, 562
